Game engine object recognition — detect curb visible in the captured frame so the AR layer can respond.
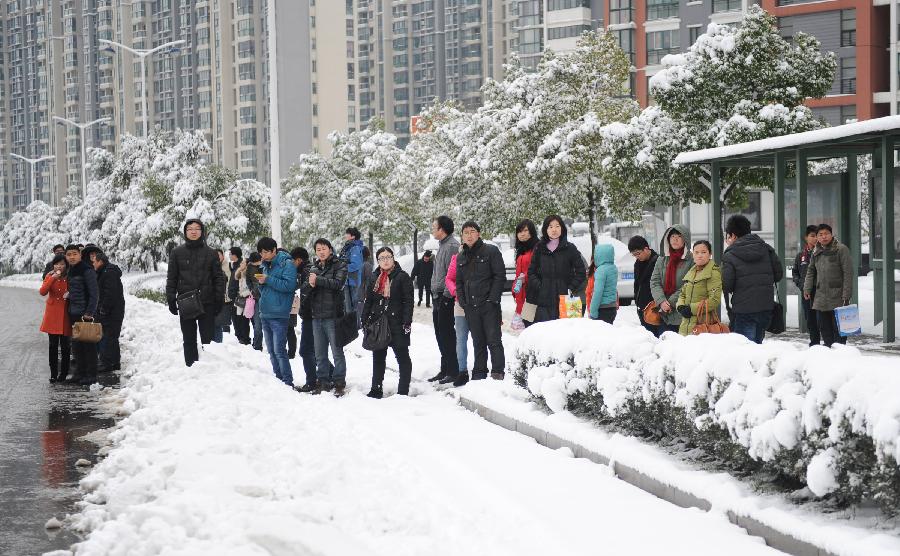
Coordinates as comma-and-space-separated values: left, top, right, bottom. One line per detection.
457, 395, 838, 556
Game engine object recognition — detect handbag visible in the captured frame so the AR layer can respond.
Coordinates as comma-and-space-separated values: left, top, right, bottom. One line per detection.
244, 296, 256, 320
767, 285, 786, 335
72, 317, 103, 344
176, 289, 205, 320
691, 300, 730, 335
642, 300, 663, 326
521, 302, 537, 323
362, 299, 392, 351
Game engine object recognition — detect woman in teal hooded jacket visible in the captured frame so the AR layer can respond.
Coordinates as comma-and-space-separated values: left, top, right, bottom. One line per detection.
589, 243, 618, 323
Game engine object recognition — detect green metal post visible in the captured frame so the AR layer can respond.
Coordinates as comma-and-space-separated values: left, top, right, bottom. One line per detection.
711, 162, 722, 262
773, 152, 788, 315
797, 150, 808, 332
880, 136, 895, 343
847, 154, 859, 306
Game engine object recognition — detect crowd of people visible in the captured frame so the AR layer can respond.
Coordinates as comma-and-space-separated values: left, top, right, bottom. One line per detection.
36, 211, 854, 394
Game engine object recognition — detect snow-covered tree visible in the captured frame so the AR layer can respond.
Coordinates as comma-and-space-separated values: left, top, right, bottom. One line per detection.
0, 201, 67, 272
599, 5, 837, 208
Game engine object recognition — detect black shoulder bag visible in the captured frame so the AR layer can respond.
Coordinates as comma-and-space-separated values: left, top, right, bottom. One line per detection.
362, 297, 392, 351
176, 289, 205, 320
767, 283, 786, 335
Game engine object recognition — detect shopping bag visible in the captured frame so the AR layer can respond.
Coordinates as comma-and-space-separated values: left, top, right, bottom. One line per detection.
834, 304, 862, 337
244, 296, 256, 320
558, 295, 583, 319
521, 302, 537, 323
510, 313, 525, 331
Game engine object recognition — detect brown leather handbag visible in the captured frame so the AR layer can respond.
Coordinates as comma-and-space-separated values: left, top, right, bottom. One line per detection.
691, 301, 730, 335
643, 300, 663, 326
72, 317, 103, 344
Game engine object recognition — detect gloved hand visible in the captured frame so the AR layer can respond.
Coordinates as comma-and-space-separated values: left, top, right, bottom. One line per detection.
403, 324, 411, 335
168, 300, 178, 315
677, 305, 692, 318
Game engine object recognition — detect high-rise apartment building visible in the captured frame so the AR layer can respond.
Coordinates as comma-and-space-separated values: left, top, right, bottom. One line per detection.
0, 0, 312, 222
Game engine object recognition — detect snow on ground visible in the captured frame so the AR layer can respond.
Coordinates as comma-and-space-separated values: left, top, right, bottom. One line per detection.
68, 295, 784, 556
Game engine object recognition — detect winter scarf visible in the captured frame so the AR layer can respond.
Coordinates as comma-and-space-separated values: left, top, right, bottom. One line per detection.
515, 236, 537, 257
547, 238, 560, 252
664, 247, 684, 297
374, 266, 393, 298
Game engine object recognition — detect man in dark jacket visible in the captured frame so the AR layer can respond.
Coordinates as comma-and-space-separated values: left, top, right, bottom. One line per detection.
65, 245, 99, 385
456, 221, 506, 385
628, 235, 659, 336
89, 250, 125, 372
300, 239, 349, 395
803, 224, 854, 347
290, 247, 317, 390
721, 215, 784, 344
166, 219, 226, 366
429, 215, 460, 384
792, 225, 820, 346
410, 250, 434, 307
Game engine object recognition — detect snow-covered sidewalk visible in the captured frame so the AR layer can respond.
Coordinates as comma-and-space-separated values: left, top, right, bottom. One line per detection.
69, 296, 783, 556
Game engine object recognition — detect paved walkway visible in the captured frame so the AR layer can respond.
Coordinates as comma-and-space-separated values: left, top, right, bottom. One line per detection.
0, 286, 115, 555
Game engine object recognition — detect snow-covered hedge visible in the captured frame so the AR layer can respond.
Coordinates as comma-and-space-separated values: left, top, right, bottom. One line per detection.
514, 320, 900, 515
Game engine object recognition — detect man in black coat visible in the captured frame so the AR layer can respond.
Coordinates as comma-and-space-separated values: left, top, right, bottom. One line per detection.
456, 221, 506, 385
166, 219, 226, 366
410, 250, 434, 307
89, 250, 125, 372
721, 215, 784, 344
65, 245, 99, 385
43, 244, 65, 277
290, 247, 318, 391
628, 235, 660, 336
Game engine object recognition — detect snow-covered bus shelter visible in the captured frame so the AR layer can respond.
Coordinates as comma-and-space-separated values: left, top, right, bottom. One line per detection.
675, 116, 899, 343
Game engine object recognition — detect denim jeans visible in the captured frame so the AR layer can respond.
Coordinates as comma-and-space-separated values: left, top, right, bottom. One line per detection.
313, 318, 347, 381
262, 318, 293, 386
731, 311, 772, 344
454, 314, 469, 373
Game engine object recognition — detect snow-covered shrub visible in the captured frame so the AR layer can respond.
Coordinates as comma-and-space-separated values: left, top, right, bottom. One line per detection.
513, 319, 900, 515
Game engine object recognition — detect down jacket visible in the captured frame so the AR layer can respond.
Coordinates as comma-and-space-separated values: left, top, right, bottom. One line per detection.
301, 254, 348, 320
96, 263, 125, 326
361, 264, 415, 349
803, 238, 853, 312
66, 261, 99, 318
258, 250, 298, 319
721, 233, 783, 314
525, 238, 587, 309
589, 243, 618, 319
676, 263, 723, 336
456, 239, 506, 309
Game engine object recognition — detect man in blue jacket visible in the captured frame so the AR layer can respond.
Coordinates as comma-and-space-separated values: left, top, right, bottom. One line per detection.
256, 237, 298, 386
339, 227, 364, 316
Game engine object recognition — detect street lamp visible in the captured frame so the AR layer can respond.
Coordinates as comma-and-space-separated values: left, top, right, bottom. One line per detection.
11, 154, 56, 204
53, 116, 110, 193
266, 0, 282, 243
98, 38, 186, 137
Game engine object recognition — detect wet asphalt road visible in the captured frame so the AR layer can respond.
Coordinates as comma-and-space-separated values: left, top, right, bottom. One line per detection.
0, 286, 116, 556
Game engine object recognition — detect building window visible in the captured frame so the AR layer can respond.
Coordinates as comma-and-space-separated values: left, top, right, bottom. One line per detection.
841, 10, 856, 47
547, 0, 590, 10
646, 29, 679, 65
237, 19, 254, 37
712, 0, 741, 13
646, 0, 678, 21
547, 25, 592, 41
240, 106, 256, 124
778, 17, 793, 44
613, 29, 634, 64
240, 128, 257, 146
239, 84, 256, 102
238, 62, 255, 80
238, 41, 255, 59
236, 0, 253, 16
240, 149, 257, 167
840, 104, 857, 124
840, 57, 856, 94
688, 25, 702, 46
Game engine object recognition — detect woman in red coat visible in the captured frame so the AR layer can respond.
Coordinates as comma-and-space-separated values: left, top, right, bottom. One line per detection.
40, 254, 71, 383
512, 219, 538, 326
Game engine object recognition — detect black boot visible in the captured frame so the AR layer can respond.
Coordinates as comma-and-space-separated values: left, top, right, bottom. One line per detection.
429, 371, 447, 383
333, 380, 347, 398
367, 385, 383, 399
491, 371, 505, 381
295, 382, 317, 393
452, 372, 469, 387
438, 374, 457, 385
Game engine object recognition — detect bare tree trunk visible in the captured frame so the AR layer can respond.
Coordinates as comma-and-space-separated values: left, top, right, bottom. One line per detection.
368, 231, 374, 253
412, 227, 418, 257
587, 181, 597, 254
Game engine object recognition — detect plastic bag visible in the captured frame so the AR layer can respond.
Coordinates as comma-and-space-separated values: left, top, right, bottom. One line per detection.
834, 304, 861, 337
558, 295, 583, 319
511, 313, 525, 331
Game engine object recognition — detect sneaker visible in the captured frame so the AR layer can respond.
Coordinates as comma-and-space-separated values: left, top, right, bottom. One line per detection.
471, 371, 488, 381
333, 380, 347, 398
491, 371, 505, 381
452, 373, 469, 387
295, 383, 317, 393
367, 385, 383, 399
427, 372, 447, 383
